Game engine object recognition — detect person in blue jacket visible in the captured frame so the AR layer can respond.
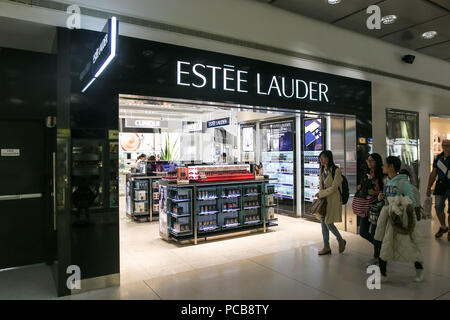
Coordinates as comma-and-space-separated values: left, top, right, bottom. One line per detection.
375, 156, 424, 282
381, 161, 416, 208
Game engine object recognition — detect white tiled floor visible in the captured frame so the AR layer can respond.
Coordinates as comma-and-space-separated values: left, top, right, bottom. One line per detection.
2, 206, 449, 300
84, 207, 450, 300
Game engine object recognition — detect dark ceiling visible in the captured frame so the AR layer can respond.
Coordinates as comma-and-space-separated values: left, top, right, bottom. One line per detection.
255, 0, 450, 62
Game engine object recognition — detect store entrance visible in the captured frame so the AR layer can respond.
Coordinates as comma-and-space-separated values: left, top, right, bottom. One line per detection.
430, 115, 450, 168
118, 95, 301, 219
115, 95, 360, 282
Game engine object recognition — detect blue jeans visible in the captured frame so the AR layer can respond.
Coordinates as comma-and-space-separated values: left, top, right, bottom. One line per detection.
321, 217, 343, 249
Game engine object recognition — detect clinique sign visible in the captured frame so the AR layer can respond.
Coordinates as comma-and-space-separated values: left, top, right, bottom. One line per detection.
176, 61, 330, 103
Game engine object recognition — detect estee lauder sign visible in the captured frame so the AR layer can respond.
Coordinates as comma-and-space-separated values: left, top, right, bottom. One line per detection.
176, 61, 329, 103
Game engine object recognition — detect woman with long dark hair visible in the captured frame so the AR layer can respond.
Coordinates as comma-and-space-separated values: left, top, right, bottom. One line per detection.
316, 150, 346, 255
357, 153, 384, 266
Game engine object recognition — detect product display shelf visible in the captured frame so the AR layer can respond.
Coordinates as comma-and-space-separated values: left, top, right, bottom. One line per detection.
159, 179, 274, 244
219, 184, 243, 231
196, 186, 220, 234
263, 183, 277, 224
241, 183, 263, 226
126, 175, 151, 221
149, 177, 162, 221
167, 186, 193, 236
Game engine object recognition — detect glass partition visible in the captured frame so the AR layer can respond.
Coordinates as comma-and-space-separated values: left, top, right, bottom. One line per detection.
386, 109, 419, 187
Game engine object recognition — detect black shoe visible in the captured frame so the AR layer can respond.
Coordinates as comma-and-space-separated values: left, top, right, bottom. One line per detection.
435, 226, 449, 238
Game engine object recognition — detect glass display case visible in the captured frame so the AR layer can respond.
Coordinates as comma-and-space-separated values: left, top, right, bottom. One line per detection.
302, 118, 325, 218
261, 119, 296, 216
167, 187, 193, 235
56, 136, 70, 214
109, 141, 119, 208
71, 139, 104, 211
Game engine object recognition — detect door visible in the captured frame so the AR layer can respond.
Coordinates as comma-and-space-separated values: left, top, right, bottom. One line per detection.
0, 119, 52, 269
327, 115, 357, 233
329, 116, 346, 232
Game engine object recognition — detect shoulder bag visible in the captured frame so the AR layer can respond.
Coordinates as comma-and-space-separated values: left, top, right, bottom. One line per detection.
310, 168, 327, 217
368, 199, 384, 225
310, 197, 327, 217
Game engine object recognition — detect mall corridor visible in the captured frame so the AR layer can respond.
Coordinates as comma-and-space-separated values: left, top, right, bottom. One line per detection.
1, 214, 449, 300
1, 0, 450, 307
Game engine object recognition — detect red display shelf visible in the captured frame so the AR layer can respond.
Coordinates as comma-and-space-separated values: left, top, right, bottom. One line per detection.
199, 173, 255, 182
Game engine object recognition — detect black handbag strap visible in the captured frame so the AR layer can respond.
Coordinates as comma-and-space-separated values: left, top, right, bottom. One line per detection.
332, 166, 343, 198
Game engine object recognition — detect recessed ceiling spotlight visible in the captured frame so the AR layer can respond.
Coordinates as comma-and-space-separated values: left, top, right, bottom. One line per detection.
381, 14, 397, 24
422, 30, 437, 39
328, 0, 341, 4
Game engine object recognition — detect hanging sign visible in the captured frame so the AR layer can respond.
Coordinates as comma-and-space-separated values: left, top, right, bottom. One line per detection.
124, 119, 168, 129
207, 117, 230, 128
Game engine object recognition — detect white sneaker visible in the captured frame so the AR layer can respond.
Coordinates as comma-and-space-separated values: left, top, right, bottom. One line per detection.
414, 269, 424, 283
366, 258, 378, 267
380, 275, 389, 283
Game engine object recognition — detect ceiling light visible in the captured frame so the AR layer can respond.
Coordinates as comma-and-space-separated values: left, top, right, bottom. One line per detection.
421, 30, 437, 39
328, 0, 341, 4
381, 15, 397, 24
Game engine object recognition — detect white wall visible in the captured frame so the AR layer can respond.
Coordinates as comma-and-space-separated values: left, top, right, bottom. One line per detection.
371, 81, 450, 202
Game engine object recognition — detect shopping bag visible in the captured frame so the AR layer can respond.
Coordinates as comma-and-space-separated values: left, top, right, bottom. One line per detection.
310, 197, 327, 219
423, 196, 432, 219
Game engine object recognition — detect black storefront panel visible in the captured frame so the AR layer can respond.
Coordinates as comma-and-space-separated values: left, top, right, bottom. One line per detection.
77, 34, 371, 120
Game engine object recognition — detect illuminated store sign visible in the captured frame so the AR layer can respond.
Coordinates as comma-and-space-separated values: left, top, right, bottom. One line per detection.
124, 119, 168, 129
207, 117, 230, 128
176, 61, 329, 103
80, 17, 119, 93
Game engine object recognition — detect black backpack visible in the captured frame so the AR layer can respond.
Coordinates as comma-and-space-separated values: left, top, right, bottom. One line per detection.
332, 167, 350, 205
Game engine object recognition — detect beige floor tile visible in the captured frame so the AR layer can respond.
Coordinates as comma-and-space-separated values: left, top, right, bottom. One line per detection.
143, 262, 195, 280
119, 265, 151, 285
145, 260, 336, 300
250, 244, 450, 300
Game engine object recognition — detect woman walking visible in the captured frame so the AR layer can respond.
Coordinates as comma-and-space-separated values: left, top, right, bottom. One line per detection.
316, 150, 346, 255
374, 156, 424, 283
356, 153, 384, 266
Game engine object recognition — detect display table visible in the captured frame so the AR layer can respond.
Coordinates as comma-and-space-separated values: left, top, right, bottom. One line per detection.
158, 179, 276, 244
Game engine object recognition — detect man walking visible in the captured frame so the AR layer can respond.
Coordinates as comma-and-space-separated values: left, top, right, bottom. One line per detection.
427, 139, 450, 240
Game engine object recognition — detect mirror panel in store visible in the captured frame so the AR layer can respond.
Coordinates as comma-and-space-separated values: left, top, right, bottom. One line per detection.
386, 109, 420, 187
